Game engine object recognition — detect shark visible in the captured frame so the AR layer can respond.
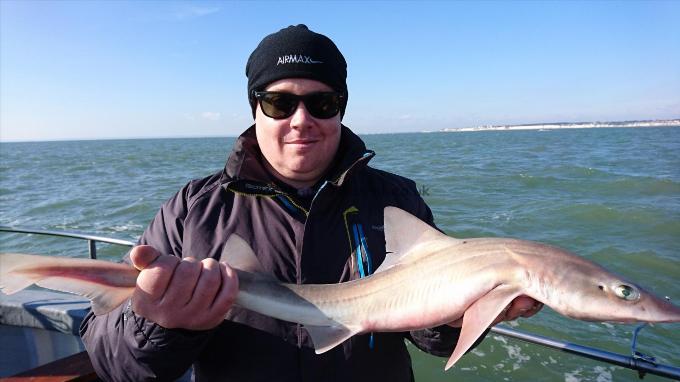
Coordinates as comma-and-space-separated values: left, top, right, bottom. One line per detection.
1, 206, 679, 369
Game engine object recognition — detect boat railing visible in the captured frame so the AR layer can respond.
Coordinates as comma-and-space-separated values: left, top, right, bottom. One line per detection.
1, 226, 679, 380
0, 226, 136, 259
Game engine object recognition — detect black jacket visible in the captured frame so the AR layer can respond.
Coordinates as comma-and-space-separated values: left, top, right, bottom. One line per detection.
80, 126, 467, 381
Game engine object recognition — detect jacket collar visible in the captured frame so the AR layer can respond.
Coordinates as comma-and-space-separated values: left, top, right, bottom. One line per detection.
220, 124, 374, 194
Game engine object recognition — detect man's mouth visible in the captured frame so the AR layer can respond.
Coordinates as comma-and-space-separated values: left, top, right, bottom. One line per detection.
286, 138, 319, 146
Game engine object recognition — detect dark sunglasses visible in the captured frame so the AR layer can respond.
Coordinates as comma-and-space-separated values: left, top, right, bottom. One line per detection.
253, 91, 345, 120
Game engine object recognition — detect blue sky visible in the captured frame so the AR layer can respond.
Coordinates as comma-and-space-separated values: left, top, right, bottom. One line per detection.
1, 1, 678, 141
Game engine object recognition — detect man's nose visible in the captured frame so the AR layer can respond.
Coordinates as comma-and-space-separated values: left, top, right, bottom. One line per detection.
289, 101, 314, 128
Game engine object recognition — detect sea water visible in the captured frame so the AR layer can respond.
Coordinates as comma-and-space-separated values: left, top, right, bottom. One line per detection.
1, 127, 678, 381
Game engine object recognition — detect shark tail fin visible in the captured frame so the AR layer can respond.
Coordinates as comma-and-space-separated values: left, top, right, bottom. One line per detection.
0, 253, 137, 315
0, 253, 42, 294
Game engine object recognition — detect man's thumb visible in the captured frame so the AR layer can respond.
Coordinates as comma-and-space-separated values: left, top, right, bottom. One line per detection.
129, 245, 161, 271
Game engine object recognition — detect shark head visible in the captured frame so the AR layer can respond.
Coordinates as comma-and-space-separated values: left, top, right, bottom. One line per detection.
494, 239, 680, 324
533, 254, 680, 323
564, 277, 680, 323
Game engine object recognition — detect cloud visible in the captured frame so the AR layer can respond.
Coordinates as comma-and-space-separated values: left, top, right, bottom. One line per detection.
201, 112, 221, 121
172, 6, 220, 21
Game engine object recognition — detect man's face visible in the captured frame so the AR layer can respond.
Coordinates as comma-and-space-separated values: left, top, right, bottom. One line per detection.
255, 78, 342, 189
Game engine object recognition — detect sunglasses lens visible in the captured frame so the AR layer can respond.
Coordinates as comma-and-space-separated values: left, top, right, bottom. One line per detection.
257, 92, 342, 120
260, 93, 298, 119
305, 93, 341, 119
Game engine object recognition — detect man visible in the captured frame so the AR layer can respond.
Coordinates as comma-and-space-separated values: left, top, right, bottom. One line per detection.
80, 25, 540, 381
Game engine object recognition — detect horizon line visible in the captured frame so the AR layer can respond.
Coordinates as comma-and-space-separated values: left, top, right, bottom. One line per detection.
1, 117, 678, 144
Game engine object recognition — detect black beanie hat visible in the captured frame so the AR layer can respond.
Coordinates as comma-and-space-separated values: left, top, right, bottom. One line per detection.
246, 24, 348, 117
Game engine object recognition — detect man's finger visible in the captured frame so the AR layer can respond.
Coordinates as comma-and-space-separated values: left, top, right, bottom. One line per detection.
133, 252, 180, 301
521, 301, 543, 318
130, 245, 162, 271
210, 263, 239, 314
164, 257, 201, 306
189, 258, 222, 309
506, 296, 541, 320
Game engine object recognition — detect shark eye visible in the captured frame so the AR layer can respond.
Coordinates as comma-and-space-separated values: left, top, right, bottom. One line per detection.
614, 285, 640, 301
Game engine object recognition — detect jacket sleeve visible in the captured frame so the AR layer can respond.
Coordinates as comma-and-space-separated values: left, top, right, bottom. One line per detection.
79, 185, 214, 381
399, 183, 489, 357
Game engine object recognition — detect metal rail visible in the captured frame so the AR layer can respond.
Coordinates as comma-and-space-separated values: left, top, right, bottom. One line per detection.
491, 326, 680, 380
0, 226, 135, 259
1, 226, 679, 379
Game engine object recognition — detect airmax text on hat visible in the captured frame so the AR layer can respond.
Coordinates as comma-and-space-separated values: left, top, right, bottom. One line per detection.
277, 54, 323, 65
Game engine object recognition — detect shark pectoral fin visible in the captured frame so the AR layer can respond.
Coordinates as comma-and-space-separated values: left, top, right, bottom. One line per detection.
304, 324, 362, 354
445, 286, 519, 370
220, 234, 265, 273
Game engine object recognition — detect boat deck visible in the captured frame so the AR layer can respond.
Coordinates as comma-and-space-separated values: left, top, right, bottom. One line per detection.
0, 287, 91, 379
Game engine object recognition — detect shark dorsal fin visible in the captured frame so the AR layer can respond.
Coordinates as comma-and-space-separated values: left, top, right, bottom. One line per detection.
378, 207, 455, 273
220, 234, 265, 273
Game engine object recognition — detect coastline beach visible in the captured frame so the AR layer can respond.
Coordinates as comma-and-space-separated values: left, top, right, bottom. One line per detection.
441, 119, 680, 132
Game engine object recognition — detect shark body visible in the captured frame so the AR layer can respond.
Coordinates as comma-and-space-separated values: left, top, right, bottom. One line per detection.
2, 207, 679, 369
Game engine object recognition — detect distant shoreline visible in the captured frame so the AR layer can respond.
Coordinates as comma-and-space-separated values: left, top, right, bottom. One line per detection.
440, 119, 680, 132
2, 119, 679, 143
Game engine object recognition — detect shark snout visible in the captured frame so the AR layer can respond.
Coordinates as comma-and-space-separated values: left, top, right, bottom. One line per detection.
654, 300, 680, 322
634, 294, 680, 323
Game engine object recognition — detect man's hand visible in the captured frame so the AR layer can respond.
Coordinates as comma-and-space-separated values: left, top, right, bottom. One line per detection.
491, 295, 543, 325
447, 295, 543, 328
129, 245, 239, 331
